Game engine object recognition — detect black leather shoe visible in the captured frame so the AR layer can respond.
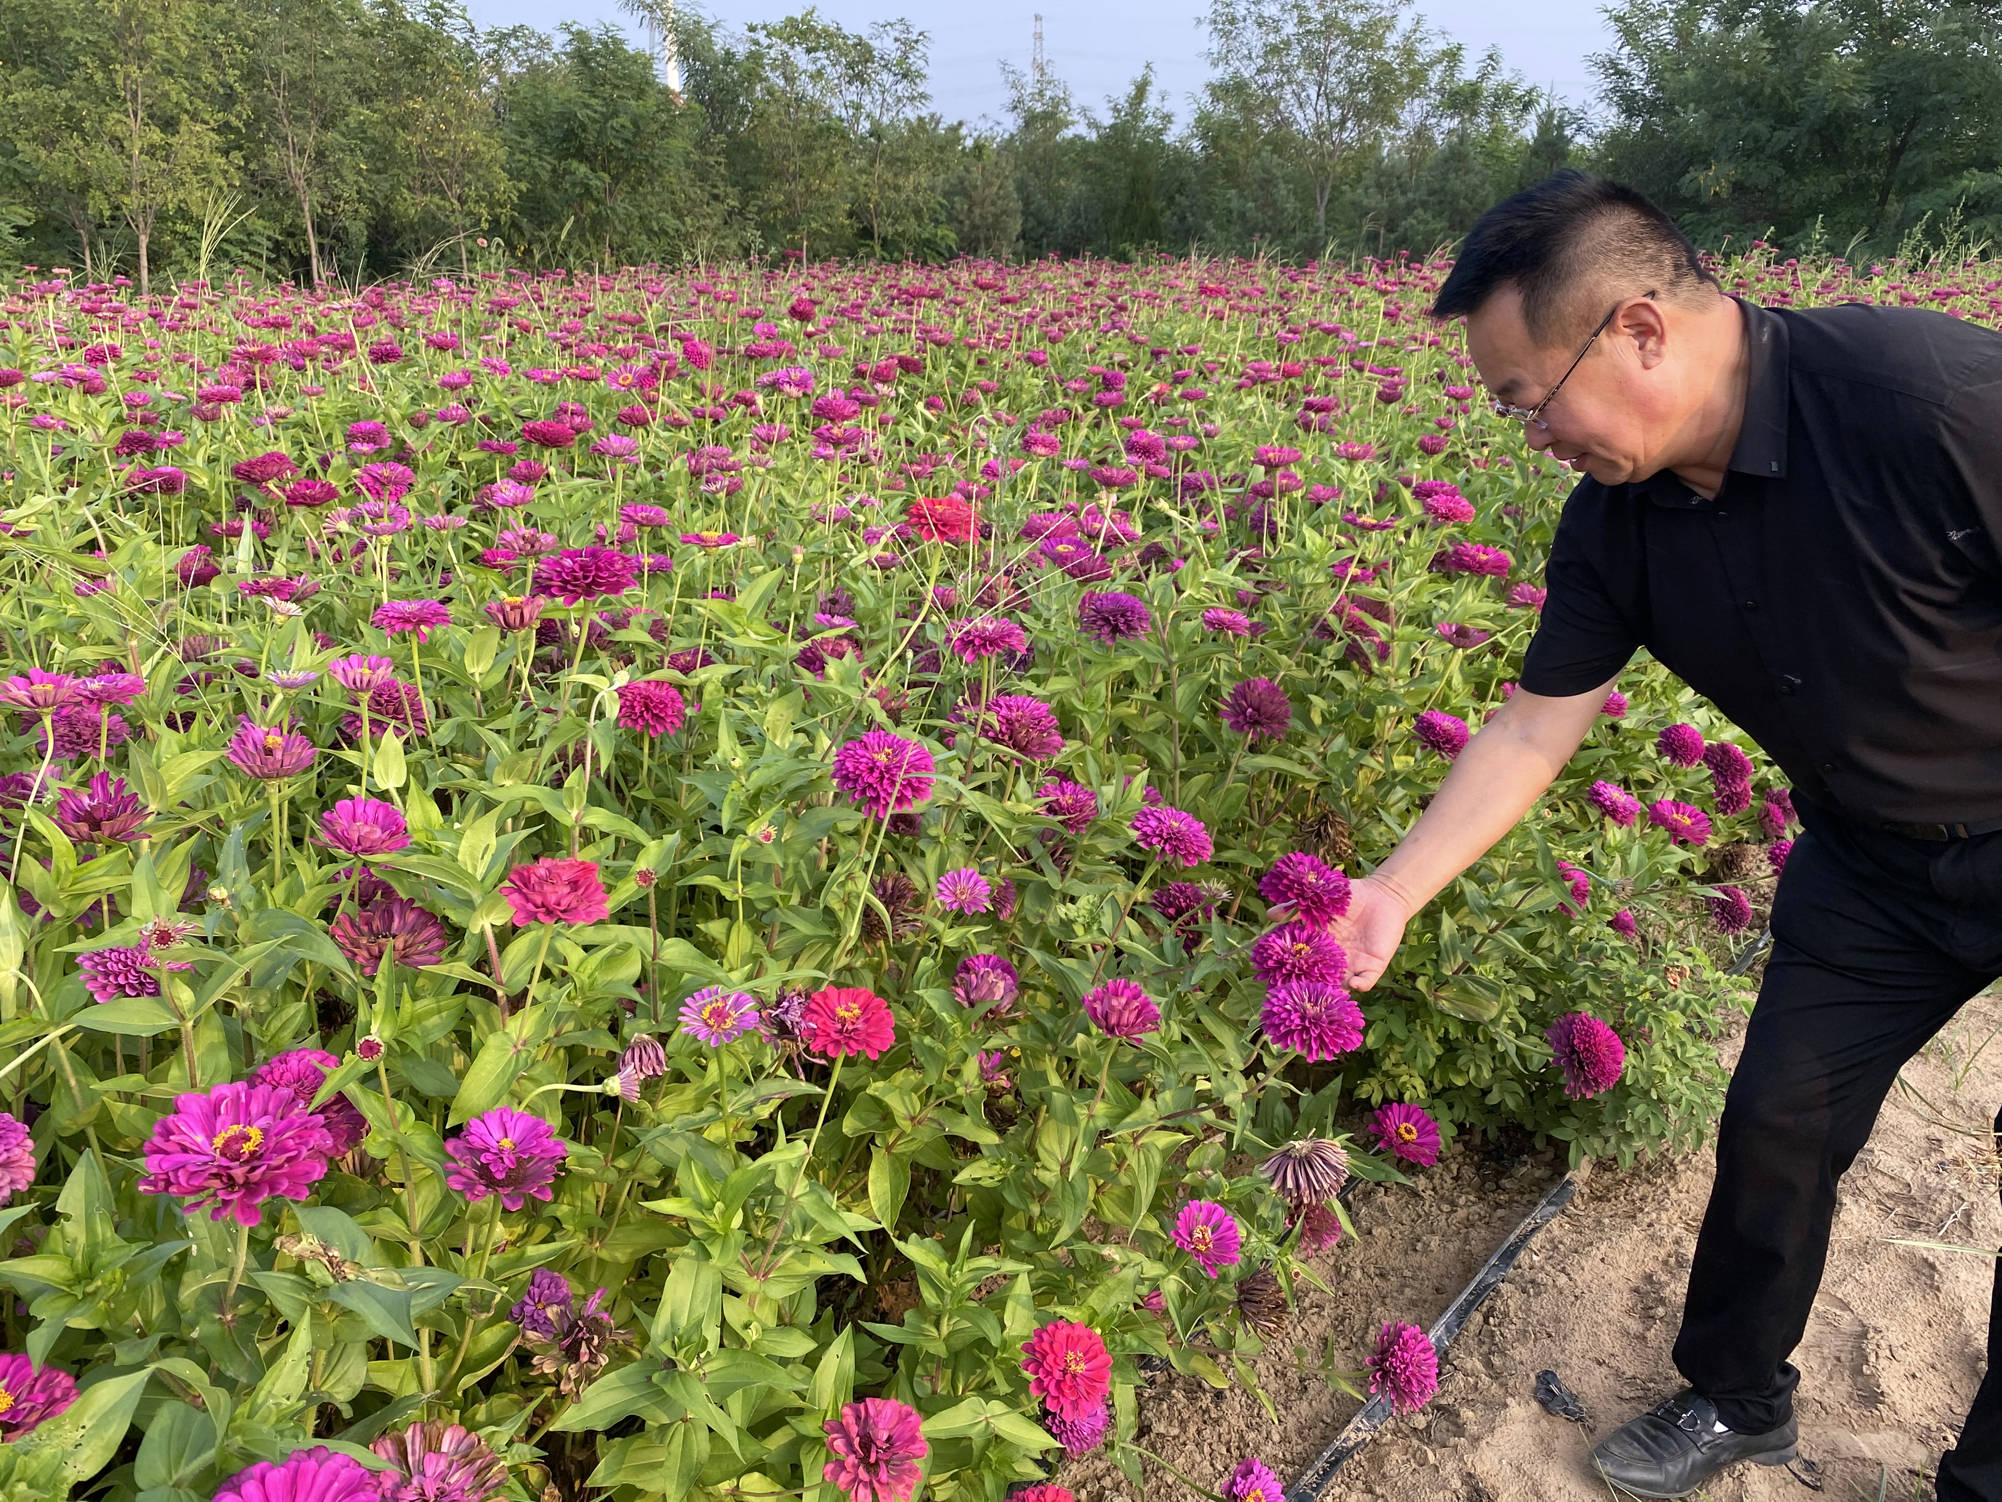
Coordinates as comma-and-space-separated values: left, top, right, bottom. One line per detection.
1589, 1388, 1799, 1498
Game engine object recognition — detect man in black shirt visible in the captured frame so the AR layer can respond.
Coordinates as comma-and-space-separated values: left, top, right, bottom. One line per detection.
1326, 169, 2002, 1499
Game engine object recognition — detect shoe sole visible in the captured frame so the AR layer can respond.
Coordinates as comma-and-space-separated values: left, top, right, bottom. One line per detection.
1592, 1441, 1799, 1499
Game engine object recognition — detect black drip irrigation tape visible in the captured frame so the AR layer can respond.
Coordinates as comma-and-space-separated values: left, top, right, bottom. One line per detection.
1275, 928, 1772, 1500
1282, 1162, 1591, 1502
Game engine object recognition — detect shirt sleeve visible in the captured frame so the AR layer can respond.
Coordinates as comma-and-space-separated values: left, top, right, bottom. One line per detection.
1515, 487, 1641, 697
1940, 372, 2002, 577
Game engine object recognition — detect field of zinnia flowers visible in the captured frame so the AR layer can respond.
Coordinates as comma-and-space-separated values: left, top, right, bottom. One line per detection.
0, 249, 1982, 1502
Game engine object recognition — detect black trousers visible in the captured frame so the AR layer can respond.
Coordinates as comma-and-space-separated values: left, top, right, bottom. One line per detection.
1668, 794, 2002, 1498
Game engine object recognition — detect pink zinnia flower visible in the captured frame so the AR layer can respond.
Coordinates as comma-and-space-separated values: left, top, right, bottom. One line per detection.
373, 599, 452, 642
227, 716, 317, 779
371, 1421, 509, 1502
140, 1080, 336, 1225
500, 858, 610, 925
0, 667, 80, 711
1250, 921, 1349, 987
831, 731, 935, 818
533, 547, 639, 604
255, 1047, 369, 1156
1173, 1199, 1243, 1278
0, 1354, 77, 1440
1648, 799, 1713, 847
952, 954, 1019, 1014
1083, 977, 1161, 1039
214, 1447, 386, 1502
935, 868, 993, 913
823, 1397, 927, 1502
949, 616, 1029, 662
320, 797, 410, 857
1261, 980, 1364, 1061
1657, 723, 1706, 766
1130, 805, 1212, 867
1545, 1011, 1626, 1098
617, 680, 687, 737
329, 653, 397, 694
0, 1112, 35, 1205
79, 943, 160, 1002
1021, 1320, 1112, 1419
1587, 780, 1641, 826
1413, 709, 1471, 761
1370, 1101, 1441, 1166
1258, 852, 1351, 925
443, 1106, 567, 1210
1224, 1457, 1283, 1502
803, 987, 897, 1059
1366, 1320, 1440, 1414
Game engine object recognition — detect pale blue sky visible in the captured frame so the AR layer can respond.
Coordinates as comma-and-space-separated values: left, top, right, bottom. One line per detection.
462, 0, 1619, 131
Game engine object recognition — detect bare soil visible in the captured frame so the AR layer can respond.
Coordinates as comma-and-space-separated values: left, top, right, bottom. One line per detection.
1062, 985, 2002, 1502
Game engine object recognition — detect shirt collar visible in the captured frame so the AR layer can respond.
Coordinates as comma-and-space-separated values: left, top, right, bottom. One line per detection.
1726, 296, 1789, 480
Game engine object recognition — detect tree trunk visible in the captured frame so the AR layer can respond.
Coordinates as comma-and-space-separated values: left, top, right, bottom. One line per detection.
1314, 173, 1333, 243
138, 224, 151, 295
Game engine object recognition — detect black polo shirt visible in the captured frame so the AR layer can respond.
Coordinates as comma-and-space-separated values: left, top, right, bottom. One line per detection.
1515, 295, 2002, 825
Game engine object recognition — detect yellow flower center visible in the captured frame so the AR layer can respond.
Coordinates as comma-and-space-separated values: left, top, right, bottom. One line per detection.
263, 733, 283, 751
497, 1137, 516, 1151
0, 1385, 15, 1416
702, 1001, 733, 1029
1061, 1351, 1087, 1375
1396, 1123, 1417, 1142
1188, 1226, 1213, 1252
835, 1001, 861, 1024
211, 1124, 264, 1161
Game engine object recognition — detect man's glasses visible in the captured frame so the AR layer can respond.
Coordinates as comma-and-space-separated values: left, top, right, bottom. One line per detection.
1489, 289, 1657, 428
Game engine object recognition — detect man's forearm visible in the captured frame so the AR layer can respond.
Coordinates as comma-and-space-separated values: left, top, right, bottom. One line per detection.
1368, 715, 1571, 916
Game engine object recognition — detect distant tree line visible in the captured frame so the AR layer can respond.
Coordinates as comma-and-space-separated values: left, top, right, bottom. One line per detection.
1, 0, 1997, 288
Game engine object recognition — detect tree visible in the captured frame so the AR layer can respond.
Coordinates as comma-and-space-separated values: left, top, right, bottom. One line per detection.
1202, 0, 1434, 245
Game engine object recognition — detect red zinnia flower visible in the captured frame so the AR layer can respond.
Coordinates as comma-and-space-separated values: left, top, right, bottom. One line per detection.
802, 987, 896, 1060
1021, 1320, 1112, 1419
500, 858, 610, 925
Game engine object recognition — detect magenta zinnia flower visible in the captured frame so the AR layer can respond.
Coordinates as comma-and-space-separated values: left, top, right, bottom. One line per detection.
1648, 799, 1713, 847
935, 868, 993, 913
331, 895, 450, 975
803, 987, 897, 1059
1021, 1320, 1112, 1420
321, 797, 410, 857
616, 680, 687, 737
1224, 1457, 1284, 1502
371, 1421, 509, 1502
1261, 980, 1364, 1061
1413, 709, 1470, 761
533, 547, 639, 604
1709, 884, 1754, 934
1587, 780, 1641, 826
79, 943, 160, 1002
330, 653, 397, 693
256, 1047, 369, 1156
444, 1106, 567, 1210
0, 1112, 35, 1206
973, 694, 1066, 760
0, 1353, 76, 1440
1083, 977, 1161, 1039
1037, 778, 1099, 835
1366, 1321, 1440, 1414
1077, 590, 1152, 645
373, 599, 453, 642
1131, 805, 1212, 867
227, 716, 317, 779
1657, 723, 1706, 766
1258, 852, 1351, 925
0, 667, 80, 711
1173, 1199, 1243, 1278
53, 772, 150, 843
213, 1447, 387, 1502
831, 731, 936, 818
680, 987, 760, 1045
140, 1080, 336, 1225
952, 954, 1019, 1014
1370, 1101, 1442, 1167
1250, 921, 1348, 987
823, 1397, 927, 1502
1545, 1011, 1626, 1098
1221, 678, 1292, 739
500, 857, 610, 925
949, 616, 1029, 662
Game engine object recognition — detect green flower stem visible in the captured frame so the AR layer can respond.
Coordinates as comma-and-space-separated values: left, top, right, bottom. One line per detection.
222, 1220, 252, 1310
1087, 856, 1160, 988
5, 710, 55, 884
753, 1051, 844, 1281
829, 810, 893, 973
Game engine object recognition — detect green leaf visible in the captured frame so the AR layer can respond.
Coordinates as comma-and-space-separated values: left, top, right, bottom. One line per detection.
449, 1028, 526, 1127
325, 1280, 420, 1348
866, 1150, 910, 1232
135, 1403, 216, 1492
373, 730, 407, 791
21, 1366, 153, 1483
550, 1362, 675, 1432
293, 1205, 373, 1264
72, 997, 181, 1035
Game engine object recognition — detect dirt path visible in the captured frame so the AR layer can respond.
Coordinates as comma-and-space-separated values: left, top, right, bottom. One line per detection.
1064, 985, 2002, 1502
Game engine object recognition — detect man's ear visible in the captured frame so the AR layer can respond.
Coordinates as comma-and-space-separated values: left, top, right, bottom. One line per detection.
1625, 297, 1670, 370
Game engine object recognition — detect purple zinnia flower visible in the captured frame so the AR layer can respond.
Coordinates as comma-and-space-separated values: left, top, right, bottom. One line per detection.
679, 987, 761, 1046
533, 547, 639, 604
0, 667, 80, 711
1413, 709, 1470, 761
227, 716, 317, 779
320, 796, 411, 857
1760, 789, 1798, 839
1258, 852, 1351, 925
79, 943, 160, 1002
1224, 1457, 1284, 1502
371, 1421, 509, 1502
1587, 780, 1641, 826
372, 599, 453, 642
952, 953, 1020, 1015
1045, 1402, 1109, 1454
1038, 778, 1099, 835
1173, 1199, 1243, 1278
1370, 1101, 1441, 1166
444, 1107, 567, 1211
831, 730, 936, 818
53, 772, 150, 842
1131, 805, 1213, 867
1202, 607, 1253, 636
935, 868, 993, 913
331, 896, 450, 974
0, 1354, 76, 1440
140, 1080, 337, 1226
1221, 677, 1292, 739
1657, 723, 1706, 767
822, 1397, 928, 1502
1709, 885, 1754, 934
1768, 838, 1794, 874
0, 1112, 35, 1205
1366, 1321, 1440, 1415
1078, 590, 1152, 645
1261, 980, 1364, 1061
1544, 1011, 1626, 1098
974, 695, 1066, 759
329, 653, 397, 694
213, 1448, 386, 1502
1648, 799, 1713, 847
255, 1047, 369, 1156
1250, 921, 1348, 987
949, 616, 1029, 662
1259, 1138, 1350, 1208
1084, 977, 1161, 1039
511, 1267, 574, 1336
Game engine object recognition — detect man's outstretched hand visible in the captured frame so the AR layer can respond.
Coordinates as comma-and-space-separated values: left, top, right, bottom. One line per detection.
1329, 874, 1416, 993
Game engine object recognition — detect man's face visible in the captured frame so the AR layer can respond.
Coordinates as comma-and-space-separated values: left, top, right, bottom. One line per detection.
1463, 283, 1662, 487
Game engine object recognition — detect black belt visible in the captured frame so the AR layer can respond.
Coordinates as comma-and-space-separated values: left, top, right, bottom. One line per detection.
1876, 815, 2002, 841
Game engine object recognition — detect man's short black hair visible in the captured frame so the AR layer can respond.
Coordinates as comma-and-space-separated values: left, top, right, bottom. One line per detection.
1430, 169, 1719, 345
